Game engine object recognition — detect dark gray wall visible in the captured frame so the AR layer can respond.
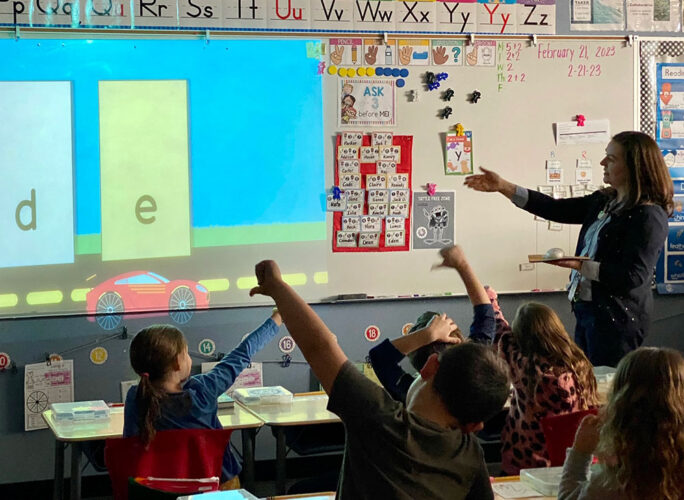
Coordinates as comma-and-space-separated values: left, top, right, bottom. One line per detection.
1, 291, 682, 483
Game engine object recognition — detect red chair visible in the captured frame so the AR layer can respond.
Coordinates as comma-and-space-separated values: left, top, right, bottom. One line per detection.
540, 408, 599, 466
104, 428, 233, 500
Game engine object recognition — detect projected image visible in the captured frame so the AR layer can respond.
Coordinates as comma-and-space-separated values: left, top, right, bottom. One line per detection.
0, 38, 326, 322
86, 271, 210, 330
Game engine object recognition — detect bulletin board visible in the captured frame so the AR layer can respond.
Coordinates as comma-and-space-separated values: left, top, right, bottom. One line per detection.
0, 32, 635, 324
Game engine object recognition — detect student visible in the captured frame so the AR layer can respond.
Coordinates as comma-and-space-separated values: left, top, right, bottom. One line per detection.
465, 132, 673, 367
369, 244, 497, 404
249, 259, 510, 500
499, 303, 599, 475
559, 347, 684, 500
124, 312, 282, 489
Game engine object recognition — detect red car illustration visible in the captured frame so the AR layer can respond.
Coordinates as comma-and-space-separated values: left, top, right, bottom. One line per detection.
86, 271, 210, 325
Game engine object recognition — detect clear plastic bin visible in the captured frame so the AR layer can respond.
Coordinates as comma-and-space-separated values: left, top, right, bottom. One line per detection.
520, 466, 563, 496
232, 386, 293, 405
593, 365, 617, 384
50, 400, 111, 423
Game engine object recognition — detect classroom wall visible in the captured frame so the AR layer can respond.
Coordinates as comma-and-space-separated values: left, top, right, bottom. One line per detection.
1, 5, 684, 486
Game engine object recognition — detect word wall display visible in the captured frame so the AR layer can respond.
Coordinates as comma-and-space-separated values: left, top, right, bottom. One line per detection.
330, 132, 412, 252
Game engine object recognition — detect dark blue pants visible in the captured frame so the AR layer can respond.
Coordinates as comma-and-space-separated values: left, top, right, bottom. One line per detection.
573, 301, 628, 367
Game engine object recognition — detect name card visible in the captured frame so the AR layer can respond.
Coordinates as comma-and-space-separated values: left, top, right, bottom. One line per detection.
359, 232, 380, 247
366, 174, 387, 189
368, 189, 389, 204
385, 230, 405, 247
337, 231, 357, 247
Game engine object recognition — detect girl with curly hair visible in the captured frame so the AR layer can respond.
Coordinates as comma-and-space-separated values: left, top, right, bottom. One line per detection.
559, 347, 684, 500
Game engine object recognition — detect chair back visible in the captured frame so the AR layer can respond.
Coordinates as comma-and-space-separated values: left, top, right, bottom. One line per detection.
105, 428, 233, 500
540, 408, 599, 466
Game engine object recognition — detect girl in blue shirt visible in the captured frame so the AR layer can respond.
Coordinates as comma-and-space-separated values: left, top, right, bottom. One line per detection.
124, 311, 281, 489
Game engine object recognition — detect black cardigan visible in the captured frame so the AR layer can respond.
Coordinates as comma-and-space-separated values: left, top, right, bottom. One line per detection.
523, 190, 668, 355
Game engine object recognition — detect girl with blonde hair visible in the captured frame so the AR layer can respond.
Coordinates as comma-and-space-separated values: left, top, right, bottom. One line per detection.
559, 347, 684, 500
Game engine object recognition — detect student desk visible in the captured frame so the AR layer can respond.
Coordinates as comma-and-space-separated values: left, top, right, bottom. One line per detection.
42, 403, 264, 500
492, 476, 556, 499
240, 393, 341, 494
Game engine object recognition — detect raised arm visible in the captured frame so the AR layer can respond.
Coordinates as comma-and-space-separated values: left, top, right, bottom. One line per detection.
435, 245, 489, 306
370, 314, 460, 402
250, 260, 347, 394
434, 245, 495, 344
391, 313, 460, 354
193, 311, 282, 399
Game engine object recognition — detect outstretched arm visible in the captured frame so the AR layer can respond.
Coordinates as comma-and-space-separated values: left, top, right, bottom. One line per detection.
250, 261, 347, 394
463, 167, 517, 200
434, 245, 495, 344
193, 311, 282, 399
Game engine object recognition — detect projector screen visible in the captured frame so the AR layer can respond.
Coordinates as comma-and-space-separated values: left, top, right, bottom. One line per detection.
0, 37, 327, 327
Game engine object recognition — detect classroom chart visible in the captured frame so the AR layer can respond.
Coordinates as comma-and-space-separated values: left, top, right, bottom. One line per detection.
0, 37, 327, 321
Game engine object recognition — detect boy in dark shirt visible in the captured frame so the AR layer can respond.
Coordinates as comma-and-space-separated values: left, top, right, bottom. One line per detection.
250, 259, 510, 500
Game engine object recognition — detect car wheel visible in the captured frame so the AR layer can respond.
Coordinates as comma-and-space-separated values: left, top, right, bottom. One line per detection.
169, 286, 195, 311
95, 292, 124, 331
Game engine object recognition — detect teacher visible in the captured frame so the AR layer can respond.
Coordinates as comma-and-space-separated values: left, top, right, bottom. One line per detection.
465, 131, 673, 366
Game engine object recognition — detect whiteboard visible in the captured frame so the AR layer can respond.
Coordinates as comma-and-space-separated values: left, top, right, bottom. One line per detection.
323, 38, 635, 297
0, 35, 635, 322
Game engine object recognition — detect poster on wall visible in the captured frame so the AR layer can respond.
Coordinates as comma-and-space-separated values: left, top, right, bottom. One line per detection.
338, 79, 396, 127
654, 62, 684, 293
24, 360, 74, 431
570, 0, 625, 31
412, 192, 455, 250
626, 0, 681, 32
444, 132, 473, 175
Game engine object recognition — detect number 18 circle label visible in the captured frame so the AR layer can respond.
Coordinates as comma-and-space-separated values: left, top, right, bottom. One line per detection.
364, 325, 381, 342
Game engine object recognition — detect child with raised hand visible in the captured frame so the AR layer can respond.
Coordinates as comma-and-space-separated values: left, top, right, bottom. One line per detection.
559, 347, 684, 500
124, 311, 282, 490
369, 244, 497, 404
250, 259, 510, 500
499, 303, 599, 475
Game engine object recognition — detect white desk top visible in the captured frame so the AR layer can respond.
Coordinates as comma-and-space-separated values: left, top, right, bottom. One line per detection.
241, 393, 340, 427
42, 402, 264, 442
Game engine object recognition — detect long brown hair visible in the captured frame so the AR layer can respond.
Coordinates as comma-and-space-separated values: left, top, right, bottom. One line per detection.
596, 347, 684, 500
610, 131, 674, 215
129, 324, 187, 446
511, 303, 599, 408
